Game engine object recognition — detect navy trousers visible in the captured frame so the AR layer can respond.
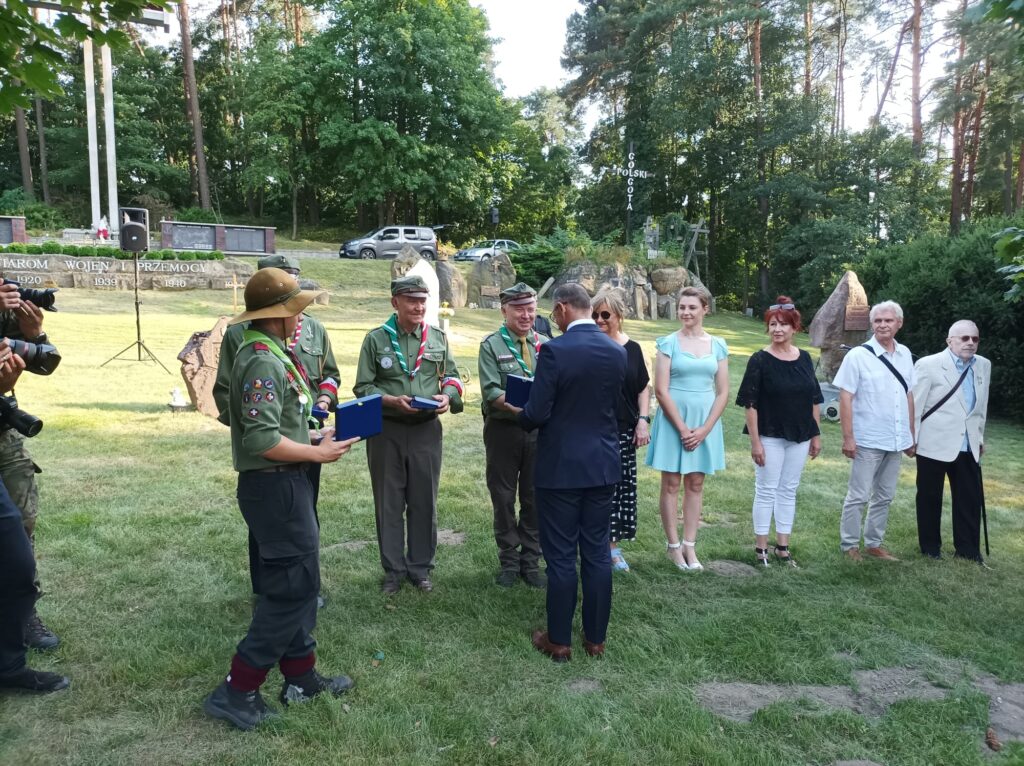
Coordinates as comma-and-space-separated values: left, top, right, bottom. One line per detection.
0, 479, 36, 676
535, 485, 614, 646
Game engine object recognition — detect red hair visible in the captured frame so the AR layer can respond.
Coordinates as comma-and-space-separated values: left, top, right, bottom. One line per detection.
764, 296, 802, 331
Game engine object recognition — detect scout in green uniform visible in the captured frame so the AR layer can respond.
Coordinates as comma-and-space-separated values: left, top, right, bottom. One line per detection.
478, 282, 548, 588
0, 282, 62, 650
204, 268, 359, 732
214, 255, 340, 603
353, 275, 464, 594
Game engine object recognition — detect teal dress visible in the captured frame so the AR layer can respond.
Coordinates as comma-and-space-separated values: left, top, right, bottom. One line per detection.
646, 333, 728, 475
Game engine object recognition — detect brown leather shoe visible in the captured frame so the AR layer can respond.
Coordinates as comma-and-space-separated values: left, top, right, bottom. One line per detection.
411, 578, 433, 593
531, 630, 571, 663
865, 546, 899, 561
583, 638, 605, 658
844, 548, 863, 562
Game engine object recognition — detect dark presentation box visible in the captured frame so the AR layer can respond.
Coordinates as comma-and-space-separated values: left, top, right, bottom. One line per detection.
505, 374, 532, 408
336, 394, 383, 440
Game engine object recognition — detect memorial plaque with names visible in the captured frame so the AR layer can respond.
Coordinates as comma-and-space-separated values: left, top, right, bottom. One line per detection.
170, 223, 216, 251
480, 285, 500, 298
0, 254, 252, 291
844, 305, 869, 331
224, 226, 267, 253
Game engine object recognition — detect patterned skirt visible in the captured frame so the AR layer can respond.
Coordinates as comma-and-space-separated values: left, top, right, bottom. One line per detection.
610, 429, 638, 542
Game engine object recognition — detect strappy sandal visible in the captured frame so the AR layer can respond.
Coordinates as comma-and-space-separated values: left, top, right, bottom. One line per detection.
666, 542, 689, 570
611, 546, 630, 572
755, 547, 770, 567
773, 544, 799, 568
681, 539, 703, 571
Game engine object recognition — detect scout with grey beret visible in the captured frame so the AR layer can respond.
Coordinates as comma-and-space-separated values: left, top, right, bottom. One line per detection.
500, 282, 537, 306
257, 254, 301, 273
391, 275, 430, 298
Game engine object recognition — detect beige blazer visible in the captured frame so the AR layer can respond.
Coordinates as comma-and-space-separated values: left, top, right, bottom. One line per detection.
912, 351, 990, 462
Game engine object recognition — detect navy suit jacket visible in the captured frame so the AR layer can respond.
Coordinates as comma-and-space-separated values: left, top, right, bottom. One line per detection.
519, 323, 627, 490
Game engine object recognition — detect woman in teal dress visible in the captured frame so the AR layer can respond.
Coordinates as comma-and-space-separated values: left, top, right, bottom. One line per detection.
646, 287, 729, 570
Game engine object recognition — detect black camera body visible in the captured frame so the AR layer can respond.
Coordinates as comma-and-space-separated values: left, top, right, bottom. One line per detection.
2, 279, 58, 312
0, 396, 42, 437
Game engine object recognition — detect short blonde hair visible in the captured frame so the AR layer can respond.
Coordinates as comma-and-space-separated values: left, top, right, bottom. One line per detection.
592, 289, 628, 320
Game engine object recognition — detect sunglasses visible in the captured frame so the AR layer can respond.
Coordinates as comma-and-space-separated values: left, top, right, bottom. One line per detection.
953, 335, 980, 343
769, 303, 795, 310
592, 310, 613, 321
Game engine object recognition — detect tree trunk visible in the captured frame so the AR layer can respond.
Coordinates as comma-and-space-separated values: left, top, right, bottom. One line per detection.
963, 61, 989, 222
803, 1, 813, 99
832, 0, 847, 136
33, 99, 51, 205
874, 19, 911, 125
1016, 141, 1024, 211
15, 105, 34, 202
949, 0, 967, 235
291, 182, 299, 241
178, 0, 212, 210
911, 0, 924, 154
752, 4, 769, 303
1004, 147, 1014, 216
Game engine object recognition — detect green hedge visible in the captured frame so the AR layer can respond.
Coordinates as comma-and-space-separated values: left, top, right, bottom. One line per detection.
858, 215, 1024, 421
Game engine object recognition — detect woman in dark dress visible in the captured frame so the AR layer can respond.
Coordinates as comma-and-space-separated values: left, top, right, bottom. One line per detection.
592, 291, 651, 572
735, 296, 823, 567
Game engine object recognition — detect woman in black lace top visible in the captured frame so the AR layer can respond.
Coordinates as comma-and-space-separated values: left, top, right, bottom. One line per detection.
735, 296, 823, 567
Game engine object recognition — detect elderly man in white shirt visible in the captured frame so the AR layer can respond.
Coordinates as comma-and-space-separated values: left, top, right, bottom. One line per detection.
833, 300, 916, 561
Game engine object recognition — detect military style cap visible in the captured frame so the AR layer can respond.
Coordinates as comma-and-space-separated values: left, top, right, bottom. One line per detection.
500, 282, 537, 306
257, 254, 301, 273
228, 267, 325, 325
391, 274, 429, 298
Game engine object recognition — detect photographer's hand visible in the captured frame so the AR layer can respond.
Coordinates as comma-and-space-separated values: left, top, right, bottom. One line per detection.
16, 301, 43, 340
0, 283, 21, 311
0, 343, 26, 392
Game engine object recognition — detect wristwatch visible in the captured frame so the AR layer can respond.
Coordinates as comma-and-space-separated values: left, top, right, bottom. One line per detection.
639, 415, 651, 423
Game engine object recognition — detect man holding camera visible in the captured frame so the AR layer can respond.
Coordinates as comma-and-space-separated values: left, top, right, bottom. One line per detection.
0, 282, 61, 651
0, 336, 68, 694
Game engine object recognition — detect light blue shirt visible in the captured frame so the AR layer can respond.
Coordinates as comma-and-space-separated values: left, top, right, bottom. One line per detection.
949, 349, 976, 452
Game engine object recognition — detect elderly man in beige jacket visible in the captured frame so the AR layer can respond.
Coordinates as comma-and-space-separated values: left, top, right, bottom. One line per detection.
912, 320, 991, 564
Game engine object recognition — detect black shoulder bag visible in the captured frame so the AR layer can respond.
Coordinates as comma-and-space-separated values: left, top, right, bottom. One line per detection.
860, 344, 908, 393
920, 364, 972, 423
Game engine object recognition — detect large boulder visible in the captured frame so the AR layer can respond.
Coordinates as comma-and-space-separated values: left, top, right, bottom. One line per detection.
809, 270, 870, 381
553, 261, 651, 318
650, 265, 705, 296
436, 260, 467, 308
466, 252, 516, 309
389, 245, 421, 279
552, 260, 600, 295
177, 316, 229, 418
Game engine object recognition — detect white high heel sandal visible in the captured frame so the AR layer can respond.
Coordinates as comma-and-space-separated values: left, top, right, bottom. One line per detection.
666, 542, 690, 570
681, 539, 703, 571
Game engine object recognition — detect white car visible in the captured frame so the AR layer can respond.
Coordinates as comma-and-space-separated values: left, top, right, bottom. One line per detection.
454, 239, 521, 261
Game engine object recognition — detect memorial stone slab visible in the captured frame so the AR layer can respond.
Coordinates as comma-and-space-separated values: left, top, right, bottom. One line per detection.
467, 252, 516, 309
809, 270, 870, 381
0, 254, 253, 291
178, 316, 229, 417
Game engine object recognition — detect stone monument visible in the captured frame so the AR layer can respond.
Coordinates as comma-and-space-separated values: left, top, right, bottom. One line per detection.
466, 252, 516, 309
177, 316, 229, 417
435, 252, 467, 308
809, 270, 870, 381
390, 245, 439, 325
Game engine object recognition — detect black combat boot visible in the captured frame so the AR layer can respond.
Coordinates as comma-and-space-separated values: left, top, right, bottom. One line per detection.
0, 667, 70, 693
279, 669, 354, 705
203, 681, 278, 731
24, 611, 59, 651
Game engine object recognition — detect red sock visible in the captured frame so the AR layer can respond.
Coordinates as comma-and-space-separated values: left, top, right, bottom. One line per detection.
279, 652, 316, 679
226, 654, 269, 692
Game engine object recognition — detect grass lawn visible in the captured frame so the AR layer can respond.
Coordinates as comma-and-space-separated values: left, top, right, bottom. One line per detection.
1, 259, 1021, 765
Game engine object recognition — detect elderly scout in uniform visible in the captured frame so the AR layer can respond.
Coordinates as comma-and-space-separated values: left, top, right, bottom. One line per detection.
214, 254, 340, 606
0, 282, 61, 651
354, 275, 464, 595
478, 282, 548, 588
204, 268, 359, 732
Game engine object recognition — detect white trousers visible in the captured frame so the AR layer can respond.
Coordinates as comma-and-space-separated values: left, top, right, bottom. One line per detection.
840, 446, 902, 550
751, 437, 811, 536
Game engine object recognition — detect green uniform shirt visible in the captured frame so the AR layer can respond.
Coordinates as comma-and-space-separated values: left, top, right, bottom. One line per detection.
229, 335, 311, 472
478, 327, 548, 421
354, 318, 464, 421
215, 312, 340, 426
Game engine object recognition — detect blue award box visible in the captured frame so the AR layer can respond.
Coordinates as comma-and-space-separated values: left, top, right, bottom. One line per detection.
336, 394, 383, 440
410, 396, 441, 410
505, 374, 532, 408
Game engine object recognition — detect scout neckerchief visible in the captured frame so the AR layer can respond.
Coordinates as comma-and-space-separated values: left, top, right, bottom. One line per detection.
287, 314, 303, 352
499, 326, 540, 377
382, 314, 427, 379
241, 329, 315, 425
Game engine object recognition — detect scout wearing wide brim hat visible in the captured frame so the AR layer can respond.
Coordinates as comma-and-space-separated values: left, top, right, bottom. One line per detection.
500, 282, 537, 306
229, 268, 324, 325
391, 274, 430, 298
256, 254, 301, 274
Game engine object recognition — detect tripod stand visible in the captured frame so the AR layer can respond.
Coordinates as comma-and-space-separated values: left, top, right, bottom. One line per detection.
101, 253, 171, 374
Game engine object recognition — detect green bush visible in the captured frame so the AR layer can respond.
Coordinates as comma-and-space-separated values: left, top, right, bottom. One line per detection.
176, 250, 196, 261
509, 244, 564, 289
0, 188, 27, 215
41, 241, 63, 254
78, 246, 98, 257
858, 215, 1024, 421
23, 244, 43, 255
174, 206, 218, 224
161, 249, 177, 260
23, 203, 67, 231
209, 250, 225, 260
4, 243, 27, 254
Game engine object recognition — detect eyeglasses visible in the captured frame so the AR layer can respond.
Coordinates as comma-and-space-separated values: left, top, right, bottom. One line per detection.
953, 335, 979, 343
592, 310, 613, 321
769, 303, 795, 310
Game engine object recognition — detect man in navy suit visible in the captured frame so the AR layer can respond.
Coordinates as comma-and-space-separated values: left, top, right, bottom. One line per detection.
518, 283, 626, 661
